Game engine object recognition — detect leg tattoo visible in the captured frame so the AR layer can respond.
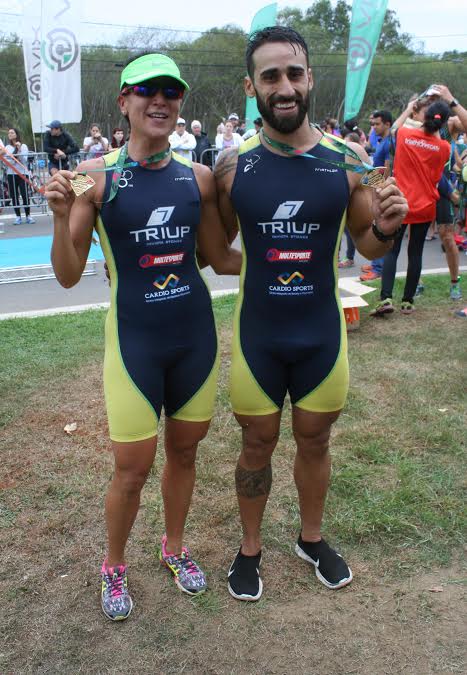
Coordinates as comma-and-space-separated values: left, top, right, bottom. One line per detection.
235, 463, 272, 498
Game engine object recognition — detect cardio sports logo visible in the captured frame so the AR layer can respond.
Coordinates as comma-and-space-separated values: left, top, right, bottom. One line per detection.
153, 273, 179, 290
268, 270, 314, 297
145, 272, 191, 303
277, 271, 304, 285
130, 206, 191, 245
258, 200, 320, 238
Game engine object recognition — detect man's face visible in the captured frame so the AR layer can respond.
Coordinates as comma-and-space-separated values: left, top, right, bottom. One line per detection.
372, 116, 389, 137
176, 122, 186, 136
192, 124, 201, 136
245, 41, 312, 134
50, 127, 62, 136
118, 77, 183, 141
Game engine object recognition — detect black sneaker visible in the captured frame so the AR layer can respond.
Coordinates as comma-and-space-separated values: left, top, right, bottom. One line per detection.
227, 548, 262, 601
295, 535, 352, 589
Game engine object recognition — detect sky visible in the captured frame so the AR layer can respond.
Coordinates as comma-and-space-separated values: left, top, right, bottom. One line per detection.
0, 0, 466, 54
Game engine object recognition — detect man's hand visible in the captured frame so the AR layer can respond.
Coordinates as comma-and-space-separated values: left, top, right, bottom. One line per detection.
55, 149, 66, 158
431, 84, 454, 102
372, 177, 408, 235
44, 170, 76, 218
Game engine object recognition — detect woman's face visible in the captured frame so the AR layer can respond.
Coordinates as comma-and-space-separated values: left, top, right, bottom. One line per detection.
114, 130, 124, 142
412, 105, 428, 123
8, 129, 17, 141
91, 125, 101, 136
225, 122, 233, 134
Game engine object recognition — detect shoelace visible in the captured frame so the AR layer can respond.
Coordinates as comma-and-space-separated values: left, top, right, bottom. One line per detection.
104, 567, 125, 598
171, 549, 199, 576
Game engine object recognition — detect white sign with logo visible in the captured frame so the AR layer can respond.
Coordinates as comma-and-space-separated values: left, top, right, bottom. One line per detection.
22, 0, 82, 133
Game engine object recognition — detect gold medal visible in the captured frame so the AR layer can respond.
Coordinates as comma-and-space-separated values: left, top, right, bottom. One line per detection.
70, 173, 95, 196
361, 167, 386, 189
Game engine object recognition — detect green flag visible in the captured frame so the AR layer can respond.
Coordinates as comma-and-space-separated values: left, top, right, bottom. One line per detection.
344, 0, 388, 122
244, 3, 278, 130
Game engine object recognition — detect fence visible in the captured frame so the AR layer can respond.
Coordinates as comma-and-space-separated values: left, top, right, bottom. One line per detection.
0, 147, 226, 216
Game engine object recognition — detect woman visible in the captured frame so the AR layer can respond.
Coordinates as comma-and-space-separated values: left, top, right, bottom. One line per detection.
371, 101, 451, 316
45, 53, 241, 622
215, 120, 242, 151
83, 124, 109, 156
0, 128, 35, 224
109, 127, 126, 150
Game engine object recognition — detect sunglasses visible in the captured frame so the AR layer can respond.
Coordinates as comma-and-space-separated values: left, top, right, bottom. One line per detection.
121, 83, 184, 100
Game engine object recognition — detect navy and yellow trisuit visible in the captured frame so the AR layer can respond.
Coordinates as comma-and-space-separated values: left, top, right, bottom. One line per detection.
96, 151, 219, 442
230, 134, 350, 415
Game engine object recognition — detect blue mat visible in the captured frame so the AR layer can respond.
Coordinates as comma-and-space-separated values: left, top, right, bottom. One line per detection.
0, 235, 105, 268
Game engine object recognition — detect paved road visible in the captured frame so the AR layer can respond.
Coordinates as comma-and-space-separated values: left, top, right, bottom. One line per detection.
0, 211, 465, 317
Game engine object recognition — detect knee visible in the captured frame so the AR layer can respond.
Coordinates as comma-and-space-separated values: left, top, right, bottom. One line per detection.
166, 444, 198, 470
241, 427, 279, 466
113, 466, 150, 496
294, 426, 331, 458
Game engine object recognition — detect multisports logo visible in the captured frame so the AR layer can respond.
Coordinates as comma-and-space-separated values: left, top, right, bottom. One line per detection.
41, 28, 80, 72
130, 206, 191, 244
258, 200, 320, 237
273, 201, 303, 219
139, 252, 185, 268
153, 274, 179, 290
266, 248, 312, 263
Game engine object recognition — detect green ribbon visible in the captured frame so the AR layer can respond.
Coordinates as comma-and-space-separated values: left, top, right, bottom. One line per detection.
260, 126, 373, 174
79, 143, 172, 203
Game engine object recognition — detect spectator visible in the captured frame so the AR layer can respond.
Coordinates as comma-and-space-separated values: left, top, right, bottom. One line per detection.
83, 123, 109, 157
168, 117, 196, 159
236, 119, 247, 136
43, 120, 79, 175
322, 117, 341, 136
228, 113, 242, 135
371, 101, 451, 316
342, 118, 367, 145
242, 117, 263, 141
359, 110, 393, 282
191, 120, 212, 165
0, 127, 35, 224
215, 121, 243, 151
109, 127, 126, 150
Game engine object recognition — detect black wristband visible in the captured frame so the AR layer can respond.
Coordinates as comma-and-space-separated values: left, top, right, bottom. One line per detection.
372, 220, 401, 242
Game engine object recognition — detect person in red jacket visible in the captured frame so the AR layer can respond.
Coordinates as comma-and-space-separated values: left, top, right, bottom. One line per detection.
371, 101, 451, 316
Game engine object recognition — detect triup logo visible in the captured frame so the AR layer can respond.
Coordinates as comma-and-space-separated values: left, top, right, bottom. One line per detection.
146, 206, 175, 227
273, 201, 304, 220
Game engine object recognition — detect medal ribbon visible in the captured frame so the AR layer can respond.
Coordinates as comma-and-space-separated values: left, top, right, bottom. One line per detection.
261, 126, 374, 175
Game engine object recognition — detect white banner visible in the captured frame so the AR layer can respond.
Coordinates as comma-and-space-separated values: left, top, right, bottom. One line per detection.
23, 0, 82, 133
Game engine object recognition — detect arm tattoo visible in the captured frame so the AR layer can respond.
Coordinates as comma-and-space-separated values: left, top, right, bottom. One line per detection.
235, 463, 272, 498
214, 149, 238, 180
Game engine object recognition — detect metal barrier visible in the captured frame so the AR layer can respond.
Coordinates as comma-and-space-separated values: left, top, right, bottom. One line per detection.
199, 147, 219, 171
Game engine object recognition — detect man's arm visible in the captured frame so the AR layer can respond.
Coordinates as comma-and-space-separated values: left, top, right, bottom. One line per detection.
193, 163, 241, 275
213, 148, 240, 244
391, 99, 416, 135
64, 132, 80, 155
180, 134, 196, 151
42, 132, 54, 155
430, 85, 467, 134
345, 141, 408, 259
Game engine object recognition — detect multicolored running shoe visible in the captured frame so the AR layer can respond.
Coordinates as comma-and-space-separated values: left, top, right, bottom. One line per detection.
101, 560, 133, 621
159, 534, 207, 595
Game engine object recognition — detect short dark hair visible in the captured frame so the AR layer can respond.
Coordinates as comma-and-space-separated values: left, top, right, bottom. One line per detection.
372, 110, 393, 125
246, 26, 309, 79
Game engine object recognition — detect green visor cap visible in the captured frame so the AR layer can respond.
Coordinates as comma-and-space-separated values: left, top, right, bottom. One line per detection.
120, 53, 190, 91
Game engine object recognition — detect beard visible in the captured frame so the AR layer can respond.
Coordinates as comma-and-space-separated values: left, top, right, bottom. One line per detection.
255, 89, 309, 134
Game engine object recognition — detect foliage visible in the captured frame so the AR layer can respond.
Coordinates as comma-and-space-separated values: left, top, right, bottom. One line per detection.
0, 5, 466, 146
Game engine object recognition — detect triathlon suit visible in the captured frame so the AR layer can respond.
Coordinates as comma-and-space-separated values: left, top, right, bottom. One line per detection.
230, 134, 350, 416
96, 150, 219, 442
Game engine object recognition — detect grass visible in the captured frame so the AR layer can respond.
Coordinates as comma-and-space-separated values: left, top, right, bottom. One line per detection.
1, 273, 466, 674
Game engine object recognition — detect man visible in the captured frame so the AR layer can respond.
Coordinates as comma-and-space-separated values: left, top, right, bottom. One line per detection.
191, 119, 212, 166
45, 53, 241, 621
168, 117, 196, 159
228, 112, 242, 135
43, 120, 79, 175
242, 116, 263, 141
360, 110, 393, 282
214, 26, 408, 601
